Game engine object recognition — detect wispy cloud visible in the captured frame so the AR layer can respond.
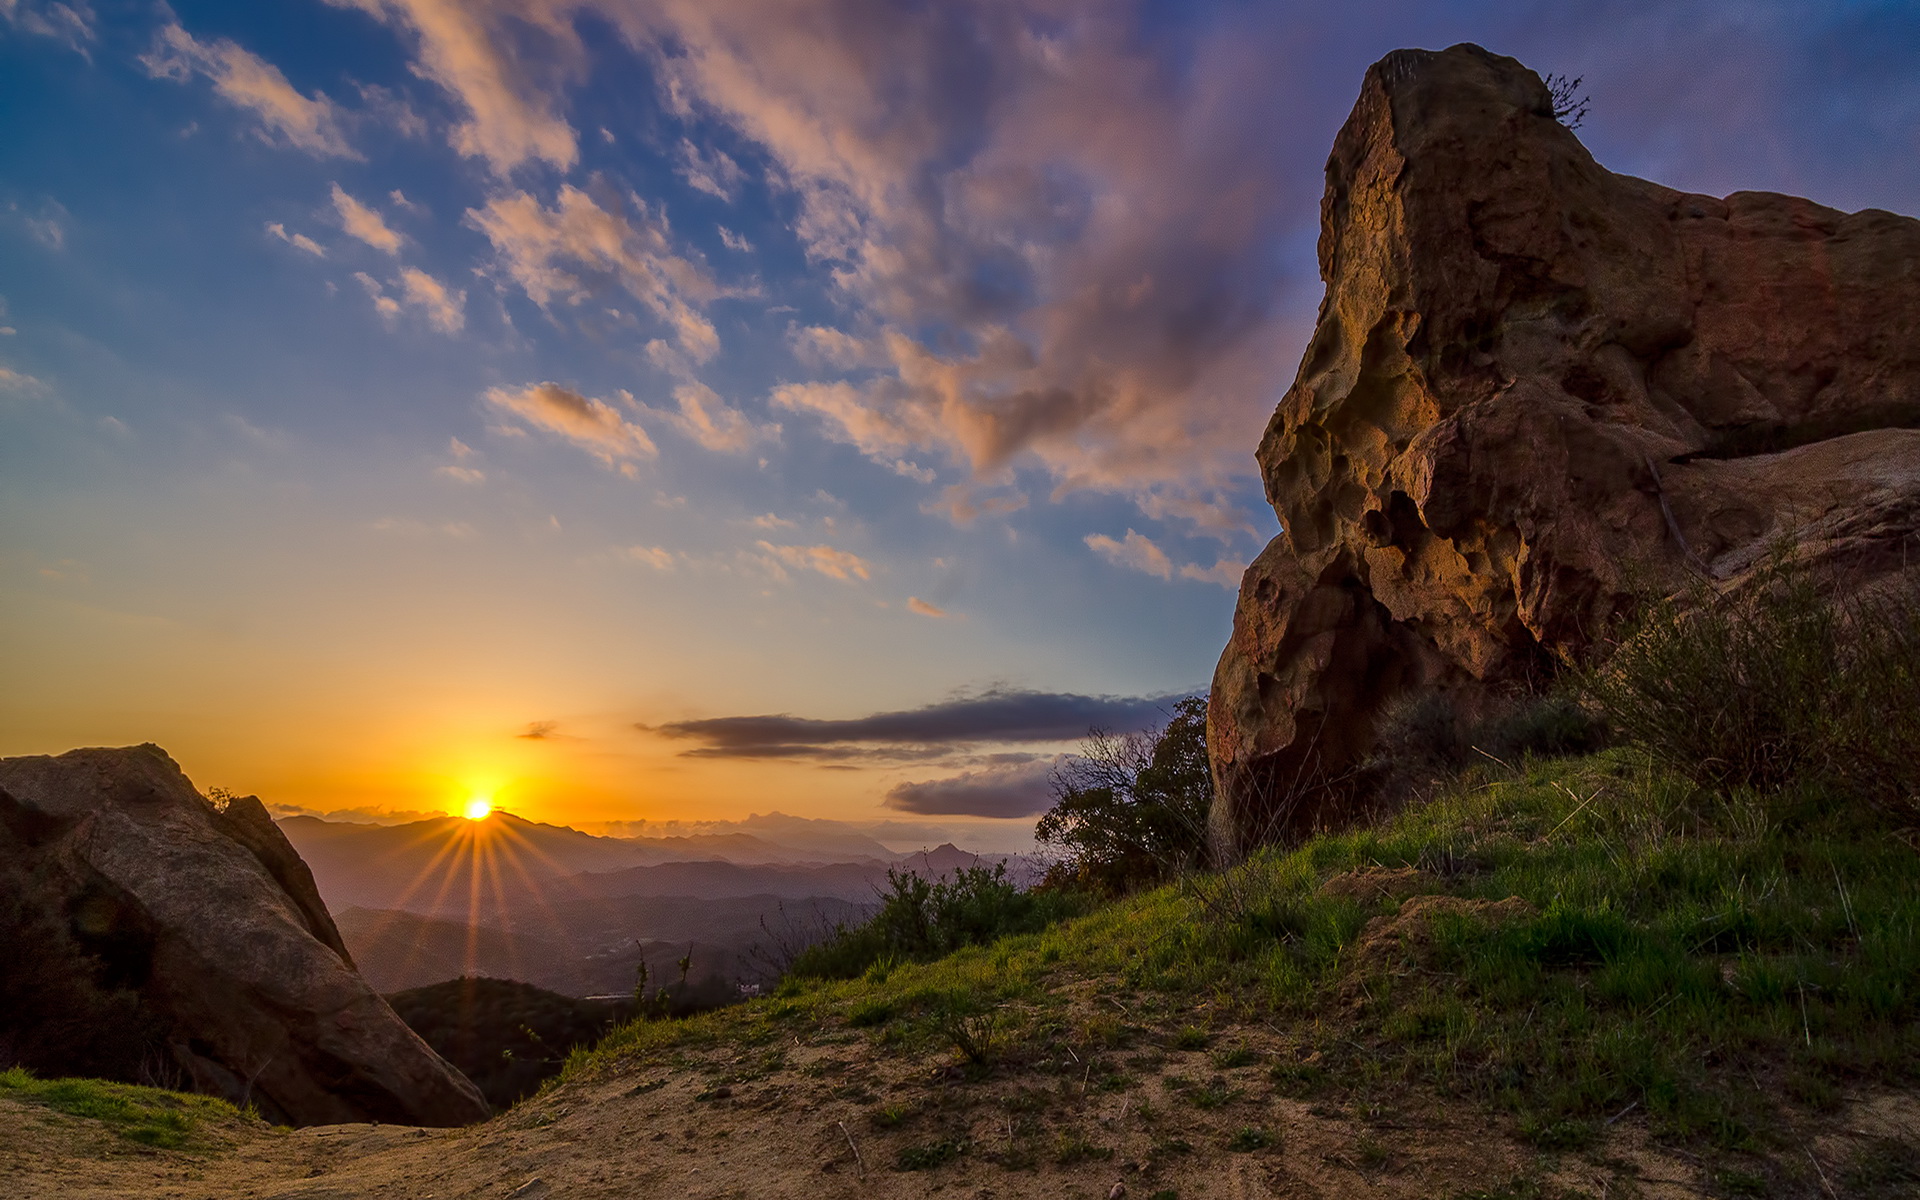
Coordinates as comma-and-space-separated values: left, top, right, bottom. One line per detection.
466, 185, 720, 363
755, 541, 871, 583
397, 267, 465, 333
676, 137, 746, 200
265, 221, 326, 256
2, 0, 96, 56
906, 596, 947, 618
1178, 557, 1243, 588
619, 545, 675, 570
1085, 529, 1171, 580
485, 381, 657, 472
330, 184, 402, 253
648, 687, 1185, 759
643, 381, 774, 454
353, 271, 402, 319
142, 22, 357, 158
322, 0, 579, 174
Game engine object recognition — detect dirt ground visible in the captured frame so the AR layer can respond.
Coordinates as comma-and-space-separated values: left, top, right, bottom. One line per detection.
9, 1012, 1911, 1200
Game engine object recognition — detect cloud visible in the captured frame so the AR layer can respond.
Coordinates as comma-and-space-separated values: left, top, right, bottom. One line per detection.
0, 364, 48, 394
885, 760, 1055, 818
619, 545, 675, 570
518, 720, 559, 739
1085, 529, 1171, 580
353, 271, 403, 319
717, 225, 751, 252
755, 541, 871, 582
645, 381, 774, 454
485, 381, 657, 470
266, 222, 326, 256
676, 137, 746, 200
1178, 557, 1244, 588
906, 596, 947, 618
467, 184, 720, 362
924, 483, 1027, 526
370, 516, 476, 538
2, 0, 96, 55
397, 267, 466, 333
590, 1, 1313, 527
142, 22, 357, 157
321, 0, 579, 174
648, 687, 1185, 759
330, 184, 402, 253
10, 199, 68, 250
436, 464, 485, 483
748, 513, 795, 530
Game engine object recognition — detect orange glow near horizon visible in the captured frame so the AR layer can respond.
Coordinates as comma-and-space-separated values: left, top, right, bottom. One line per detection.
464, 797, 493, 820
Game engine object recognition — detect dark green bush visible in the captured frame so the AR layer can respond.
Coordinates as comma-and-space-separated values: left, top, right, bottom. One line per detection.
787, 864, 1084, 981
1582, 562, 1920, 816
1036, 695, 1213, 892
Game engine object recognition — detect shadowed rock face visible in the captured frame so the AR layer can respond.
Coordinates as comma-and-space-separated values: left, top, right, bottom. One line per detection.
1208, 43, 1920, 852
0, 744, 490, 1127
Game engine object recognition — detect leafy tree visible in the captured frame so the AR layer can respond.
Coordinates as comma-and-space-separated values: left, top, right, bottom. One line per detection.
1036, 695, 1213, 893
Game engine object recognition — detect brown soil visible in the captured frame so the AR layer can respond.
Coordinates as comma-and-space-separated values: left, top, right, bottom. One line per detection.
6, 1001, 1908, 1200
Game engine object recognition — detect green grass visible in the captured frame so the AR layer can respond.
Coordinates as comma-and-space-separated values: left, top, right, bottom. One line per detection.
0, 1067, 246, 1149
565, 748, 1917, 1158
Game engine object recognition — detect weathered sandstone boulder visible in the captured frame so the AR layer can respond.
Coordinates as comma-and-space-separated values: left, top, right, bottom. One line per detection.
0, 744, 490, 1126
1209, 44, 1920, 851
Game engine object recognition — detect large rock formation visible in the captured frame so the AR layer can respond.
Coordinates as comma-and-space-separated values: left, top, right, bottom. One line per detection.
0, 744, 490, 1127
1209, 44, 1920, 851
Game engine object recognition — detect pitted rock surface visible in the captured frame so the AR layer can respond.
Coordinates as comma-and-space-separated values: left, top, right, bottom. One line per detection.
0, 744, 489, 1127
1209, 43, 1920, 850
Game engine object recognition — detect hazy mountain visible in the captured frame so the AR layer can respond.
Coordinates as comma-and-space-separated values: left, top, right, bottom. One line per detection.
284, 811, 1032, 997
279, 811, 656, 912
335, 905, 759, 997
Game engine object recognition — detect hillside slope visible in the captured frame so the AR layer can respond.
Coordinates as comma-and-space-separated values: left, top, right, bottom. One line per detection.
9, 748, 1916, 1198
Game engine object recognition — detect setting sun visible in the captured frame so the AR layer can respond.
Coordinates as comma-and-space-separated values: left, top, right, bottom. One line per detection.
463, 798, 492, 821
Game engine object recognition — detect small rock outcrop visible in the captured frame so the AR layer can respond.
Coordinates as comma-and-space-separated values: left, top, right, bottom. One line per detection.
1209, 44, 1920, 850
0, 744, 490, 1127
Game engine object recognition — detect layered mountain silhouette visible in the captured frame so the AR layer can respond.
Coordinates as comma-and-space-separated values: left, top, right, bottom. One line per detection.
278, 810, 1029, 997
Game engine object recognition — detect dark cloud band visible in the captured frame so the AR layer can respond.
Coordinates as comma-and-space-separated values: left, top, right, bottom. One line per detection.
646, 688, 1190, 758
884, 761, 1056, 818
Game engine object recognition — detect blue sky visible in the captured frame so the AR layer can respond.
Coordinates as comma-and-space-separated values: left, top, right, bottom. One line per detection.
2, 0, 1915, 842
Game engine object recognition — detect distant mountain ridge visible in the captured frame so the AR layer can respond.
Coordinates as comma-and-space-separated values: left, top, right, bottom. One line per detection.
278, 811, 1037, 997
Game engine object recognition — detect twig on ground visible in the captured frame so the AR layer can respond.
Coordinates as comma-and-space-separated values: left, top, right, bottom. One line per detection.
837, 1120, 865, 1180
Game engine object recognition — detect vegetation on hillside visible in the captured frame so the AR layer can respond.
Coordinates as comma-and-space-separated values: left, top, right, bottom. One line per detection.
559, 569, 1919, 1190
0, 1066, 246, 1149
786, 864, 1087, 982
1036, 693, 1214, 892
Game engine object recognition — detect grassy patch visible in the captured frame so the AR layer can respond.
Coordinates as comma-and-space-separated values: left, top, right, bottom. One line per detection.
0, 1067, 244, 1149
561, 746, 1918, 1170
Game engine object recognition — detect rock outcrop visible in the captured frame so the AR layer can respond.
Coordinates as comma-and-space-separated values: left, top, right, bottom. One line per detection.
0, 744, 490, 1127
1209, 44, 1920, 850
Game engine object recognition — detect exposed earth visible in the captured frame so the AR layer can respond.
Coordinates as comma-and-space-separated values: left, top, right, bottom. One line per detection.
8, 977, 1915, 1199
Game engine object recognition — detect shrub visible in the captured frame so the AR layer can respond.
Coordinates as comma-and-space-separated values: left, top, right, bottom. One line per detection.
1582, 560, 1920, 816
1369, 689, 1606, 785
787, 863, 1084, 981
1036, 695, 1214, 892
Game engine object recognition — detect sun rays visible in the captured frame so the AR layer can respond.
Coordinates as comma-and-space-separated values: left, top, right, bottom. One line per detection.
357, 807, 590, 987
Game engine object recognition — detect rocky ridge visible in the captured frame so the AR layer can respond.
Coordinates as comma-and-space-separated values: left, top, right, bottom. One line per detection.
0, 744, 489, 1126
1209, 43, 1920, 848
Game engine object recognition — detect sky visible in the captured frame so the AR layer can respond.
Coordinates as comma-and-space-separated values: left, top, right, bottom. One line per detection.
3, 0, 1916, 846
